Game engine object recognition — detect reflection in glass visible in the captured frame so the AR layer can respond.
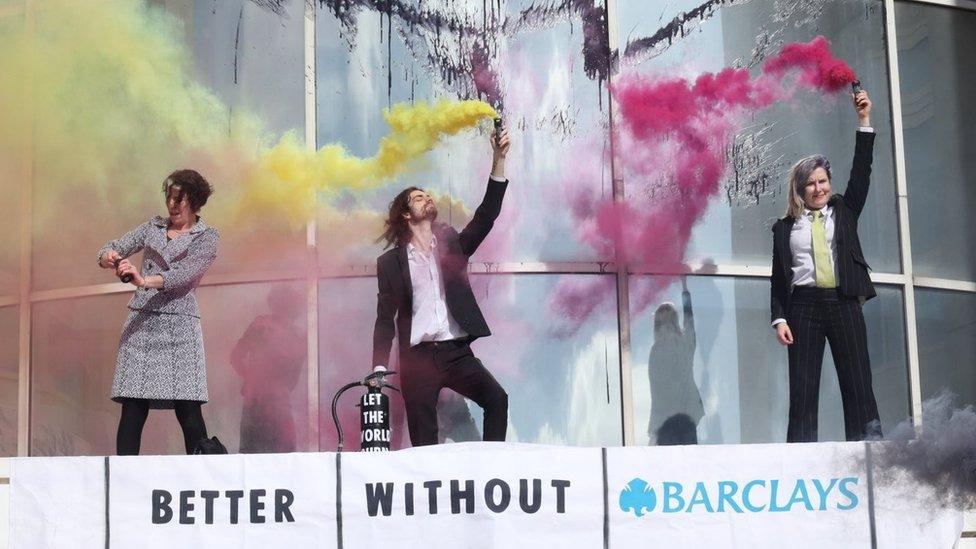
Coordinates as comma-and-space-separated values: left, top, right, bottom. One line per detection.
916, 289, 976, 408
229, 284, 307, 453
896, 3, 976, 281
194, 282, 309, 454
631, 276, 909, 444
319, 274, 621, 449
647, 278, 702, 445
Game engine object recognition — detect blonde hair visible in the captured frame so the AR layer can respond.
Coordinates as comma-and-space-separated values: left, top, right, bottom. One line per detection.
785, 155, 832, 219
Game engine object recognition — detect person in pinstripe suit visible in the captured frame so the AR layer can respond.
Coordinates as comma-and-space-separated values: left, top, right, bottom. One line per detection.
770, 89, 882, 443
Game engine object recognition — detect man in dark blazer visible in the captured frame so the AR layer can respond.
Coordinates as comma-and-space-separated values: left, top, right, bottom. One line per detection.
770, 89, 882, 443
371, 128, 510, 446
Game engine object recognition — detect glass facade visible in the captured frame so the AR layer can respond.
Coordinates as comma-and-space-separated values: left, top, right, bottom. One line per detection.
1, 0, 973, 456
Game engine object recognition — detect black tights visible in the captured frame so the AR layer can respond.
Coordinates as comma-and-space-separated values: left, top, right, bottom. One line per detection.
116, 399, 208, 455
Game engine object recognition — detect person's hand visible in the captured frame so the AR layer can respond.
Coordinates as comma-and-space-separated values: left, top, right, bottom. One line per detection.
491, 127, 510, 159
100, 250, 121, 269
853, 89, 871, 126
116, 259, 144, 287
776, 323, 794, 346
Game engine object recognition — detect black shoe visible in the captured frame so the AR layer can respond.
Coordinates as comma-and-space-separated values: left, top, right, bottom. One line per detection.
192, 436, 228, 455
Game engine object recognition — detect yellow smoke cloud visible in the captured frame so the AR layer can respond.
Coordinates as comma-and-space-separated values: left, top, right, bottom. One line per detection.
229, 99, 497, 224
0, 0, 495, 231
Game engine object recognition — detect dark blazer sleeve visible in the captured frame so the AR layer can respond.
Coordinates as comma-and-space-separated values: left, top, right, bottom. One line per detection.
372, 255, 397, 368
458, 178, 509, 257
839, 130, 875, 220
770, 224, 789, 323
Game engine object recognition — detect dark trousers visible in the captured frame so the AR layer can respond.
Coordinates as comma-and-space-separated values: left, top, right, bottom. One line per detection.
400, 339, 508, 447
116, 398, 208, 455
786, 287, 882, 442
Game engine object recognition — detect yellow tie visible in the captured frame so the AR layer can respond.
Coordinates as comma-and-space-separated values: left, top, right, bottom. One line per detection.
812, 210, 836, 288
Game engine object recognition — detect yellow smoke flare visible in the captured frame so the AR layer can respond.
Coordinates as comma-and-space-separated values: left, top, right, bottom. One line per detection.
231, 99, 497, 224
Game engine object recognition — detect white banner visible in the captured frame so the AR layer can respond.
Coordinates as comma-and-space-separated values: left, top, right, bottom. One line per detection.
606, 442, 962, 548
7, 442, 964, 548
9, 456, 105, 549
339, 443, 604, 548
109, 452, 337, 548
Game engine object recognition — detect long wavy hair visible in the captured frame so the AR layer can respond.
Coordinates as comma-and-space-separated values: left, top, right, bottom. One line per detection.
785, 155, 832, 220
378, 186, 422, 248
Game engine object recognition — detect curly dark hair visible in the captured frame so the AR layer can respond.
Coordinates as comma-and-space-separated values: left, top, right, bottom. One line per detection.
378, 186, 422, 248
162, 169, 213, 212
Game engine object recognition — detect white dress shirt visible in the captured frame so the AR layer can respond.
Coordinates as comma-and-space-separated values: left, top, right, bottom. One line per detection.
772, 127, 873, 328
406, 236, 467, 346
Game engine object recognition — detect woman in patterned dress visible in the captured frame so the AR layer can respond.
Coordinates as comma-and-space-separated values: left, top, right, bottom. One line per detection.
97, 169, 220, 455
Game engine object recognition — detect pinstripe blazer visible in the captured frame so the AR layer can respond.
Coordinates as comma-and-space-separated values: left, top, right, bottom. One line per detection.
770, 131, 877, 323
97, 216, 220, 318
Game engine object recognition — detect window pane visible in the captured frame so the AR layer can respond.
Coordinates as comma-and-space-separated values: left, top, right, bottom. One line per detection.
30, 282, 306, 456
0, 305, 18, 456
0, 11, 24, 296
896, 3, 976, 281
614, 0, 899, 272
31, 294, 131, 455
191, 282, 309, 454
629, 276, 908, 444
315, 2, 613, 265
916, 289, 976, 407
319, 274, 622, 449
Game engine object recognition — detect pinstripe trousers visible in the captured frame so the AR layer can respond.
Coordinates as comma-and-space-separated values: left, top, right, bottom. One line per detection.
786, 287, 882, 442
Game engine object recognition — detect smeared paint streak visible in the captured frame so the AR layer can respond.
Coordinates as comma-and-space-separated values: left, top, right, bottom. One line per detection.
748, 0, 829, 67
319, 0, 613, 109
247, 0, 289, 17
234, 4, 244, 85
726, 123, 788, 206
622, 0, 753, 66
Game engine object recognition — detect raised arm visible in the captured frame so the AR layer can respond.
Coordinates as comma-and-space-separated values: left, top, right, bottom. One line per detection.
840, 90, 875, 219
681, 276, 695, 348
458, 127, 511, 256
458, 179, 509, 256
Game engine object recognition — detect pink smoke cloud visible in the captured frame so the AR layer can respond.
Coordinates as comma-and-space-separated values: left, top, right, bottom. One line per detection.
550, 36, 857, 335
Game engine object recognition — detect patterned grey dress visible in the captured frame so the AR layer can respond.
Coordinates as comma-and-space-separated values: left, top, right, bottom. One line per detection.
98, 216, 220, 409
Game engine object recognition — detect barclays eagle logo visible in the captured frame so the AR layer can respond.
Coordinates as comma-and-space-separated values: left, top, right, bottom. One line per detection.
619, 478, 656, 517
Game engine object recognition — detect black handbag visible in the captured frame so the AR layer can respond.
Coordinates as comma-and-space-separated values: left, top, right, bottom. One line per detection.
193, 436, 228, 455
